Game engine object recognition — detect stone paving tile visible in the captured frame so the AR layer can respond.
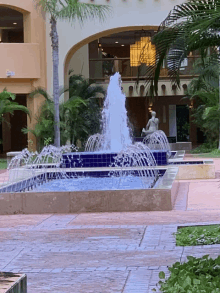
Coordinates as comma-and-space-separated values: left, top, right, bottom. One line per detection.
139, 225, 162, 247
123, 269, 152, 293
27, 272, 128, 293
4, 249, 182, 270
69, 210, 220, 226
0, 214, 51, 228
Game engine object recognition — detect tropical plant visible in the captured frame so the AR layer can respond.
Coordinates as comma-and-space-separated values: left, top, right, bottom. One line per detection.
185, 56, 220, 144
175, 224, 220, 246
23, 89, 86, 150
0, 88, 30, 124
35, 0, 111, 147
137, 0, 220, 148
67, 73, 105, 145
155, 255, 220, 293
23, 74, 105, 150
139, 0, 220, 94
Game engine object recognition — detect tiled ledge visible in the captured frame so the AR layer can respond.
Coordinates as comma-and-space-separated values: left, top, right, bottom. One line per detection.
0, 272, 27, 293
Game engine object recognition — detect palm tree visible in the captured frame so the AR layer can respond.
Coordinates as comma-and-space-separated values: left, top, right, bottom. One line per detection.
138, 0, 220, 93
0, 89, 30, 124
23, 74, 105, 149
36, 0, 111, 147
185, 57, 220, 144
66, 73, 106, 145
137, 0, 220, 147
23, 86, 86, 150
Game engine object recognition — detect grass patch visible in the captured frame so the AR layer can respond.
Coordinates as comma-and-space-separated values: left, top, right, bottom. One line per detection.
192, 149, 220, 158
175, 224, 220, 246
155, 255, 220, 293
0, 159, 7, 170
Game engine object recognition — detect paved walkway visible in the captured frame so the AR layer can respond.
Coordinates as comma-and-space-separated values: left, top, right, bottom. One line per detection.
0, 156, 220, 292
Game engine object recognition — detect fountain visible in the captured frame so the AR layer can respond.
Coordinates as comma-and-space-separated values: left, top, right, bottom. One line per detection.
0, 72, 186, 214
101, 73, 132, 152
143, 130, 171, 158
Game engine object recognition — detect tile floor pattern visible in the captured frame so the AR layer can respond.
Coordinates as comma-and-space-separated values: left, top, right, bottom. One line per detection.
0, 156, 220, 292
0, 214, 220, 293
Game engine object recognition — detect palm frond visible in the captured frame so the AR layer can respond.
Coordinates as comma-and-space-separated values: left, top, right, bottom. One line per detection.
138, 0, 220, 94
29, 87, 52, 101
57, 0, 112, 25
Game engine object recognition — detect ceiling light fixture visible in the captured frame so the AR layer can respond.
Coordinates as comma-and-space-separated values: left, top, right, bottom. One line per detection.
13, 22, 17, 25
115, 41, 118, 43
130, 32, 156, 67
121, 44, 125, 46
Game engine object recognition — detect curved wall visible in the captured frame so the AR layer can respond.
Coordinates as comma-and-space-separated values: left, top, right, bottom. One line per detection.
46, 0, 185, 96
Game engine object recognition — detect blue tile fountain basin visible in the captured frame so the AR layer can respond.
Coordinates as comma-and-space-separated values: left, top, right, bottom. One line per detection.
61, 150, 168, 168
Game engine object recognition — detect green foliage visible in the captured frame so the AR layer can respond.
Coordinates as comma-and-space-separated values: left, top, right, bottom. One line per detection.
36, 0, 112, 24
183, 55, 220, 145
27, 139, 35, 153
155, 255, 220, 293
0, 88, 30, 124
0, 159, 7, 170
36, 0, 111, 147
138, 0, 220, 94
44, 137, 53, 146
175, 225, 220, 246
67, 73, 105, 146
23, 74, 105, 150
191, 142, 218, 153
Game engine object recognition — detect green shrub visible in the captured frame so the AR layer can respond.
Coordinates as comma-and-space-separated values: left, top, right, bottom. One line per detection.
155, 255, 220, 293
175, 225, 220, 246
191, 141, 218, 154
0, 159, 7, 170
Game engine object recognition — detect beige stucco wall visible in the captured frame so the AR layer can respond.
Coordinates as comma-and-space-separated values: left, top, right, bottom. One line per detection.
0, 0, 47, 151
0, 43, 41, 79
68, 44, 89, 79
45, 0, 186, 98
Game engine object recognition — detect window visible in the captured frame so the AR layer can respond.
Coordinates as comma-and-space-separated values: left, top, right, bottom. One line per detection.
0, 7, 24, 43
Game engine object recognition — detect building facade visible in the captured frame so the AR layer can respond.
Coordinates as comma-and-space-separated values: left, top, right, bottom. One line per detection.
0, 0, 201, 152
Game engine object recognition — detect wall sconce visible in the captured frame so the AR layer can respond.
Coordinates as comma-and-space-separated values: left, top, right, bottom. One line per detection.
172, 84, 177, 95
182, 84, 187, 94
140, 85, 145, 96
98, 42, 102, 48
129, 86, 133, 97
161, 84, 166, 95
148, 107, 152, 111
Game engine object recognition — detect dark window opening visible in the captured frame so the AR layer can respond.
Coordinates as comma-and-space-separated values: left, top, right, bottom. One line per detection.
0, 7, 24, 43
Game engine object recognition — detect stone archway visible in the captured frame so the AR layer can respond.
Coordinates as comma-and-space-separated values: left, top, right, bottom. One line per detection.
63, 25, 158, 100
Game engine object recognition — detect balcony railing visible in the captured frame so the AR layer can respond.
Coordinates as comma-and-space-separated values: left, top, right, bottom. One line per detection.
89, 56, 200, 81
0, 43, 41, 79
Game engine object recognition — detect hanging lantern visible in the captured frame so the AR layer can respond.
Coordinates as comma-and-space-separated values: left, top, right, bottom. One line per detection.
130, 31, 156, 67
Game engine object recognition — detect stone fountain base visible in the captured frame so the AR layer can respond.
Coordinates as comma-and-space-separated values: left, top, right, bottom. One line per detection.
0, 167, 179, 215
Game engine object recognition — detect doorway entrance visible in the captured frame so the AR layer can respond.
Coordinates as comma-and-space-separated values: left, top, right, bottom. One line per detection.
169, 104, 189, 142
2, 94, 28, 152
176, 105, 189, 142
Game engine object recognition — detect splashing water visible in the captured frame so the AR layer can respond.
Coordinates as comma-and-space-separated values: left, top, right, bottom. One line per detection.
7, 145, 78, 187
2, 73, 165, 192
109, 142, 158, 189
143, 130, 171, 157
85, 134, 104, 152
101, 72, 132, 152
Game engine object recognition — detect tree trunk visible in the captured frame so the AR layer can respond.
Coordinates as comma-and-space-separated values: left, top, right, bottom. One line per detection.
50, 17, 60, 147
